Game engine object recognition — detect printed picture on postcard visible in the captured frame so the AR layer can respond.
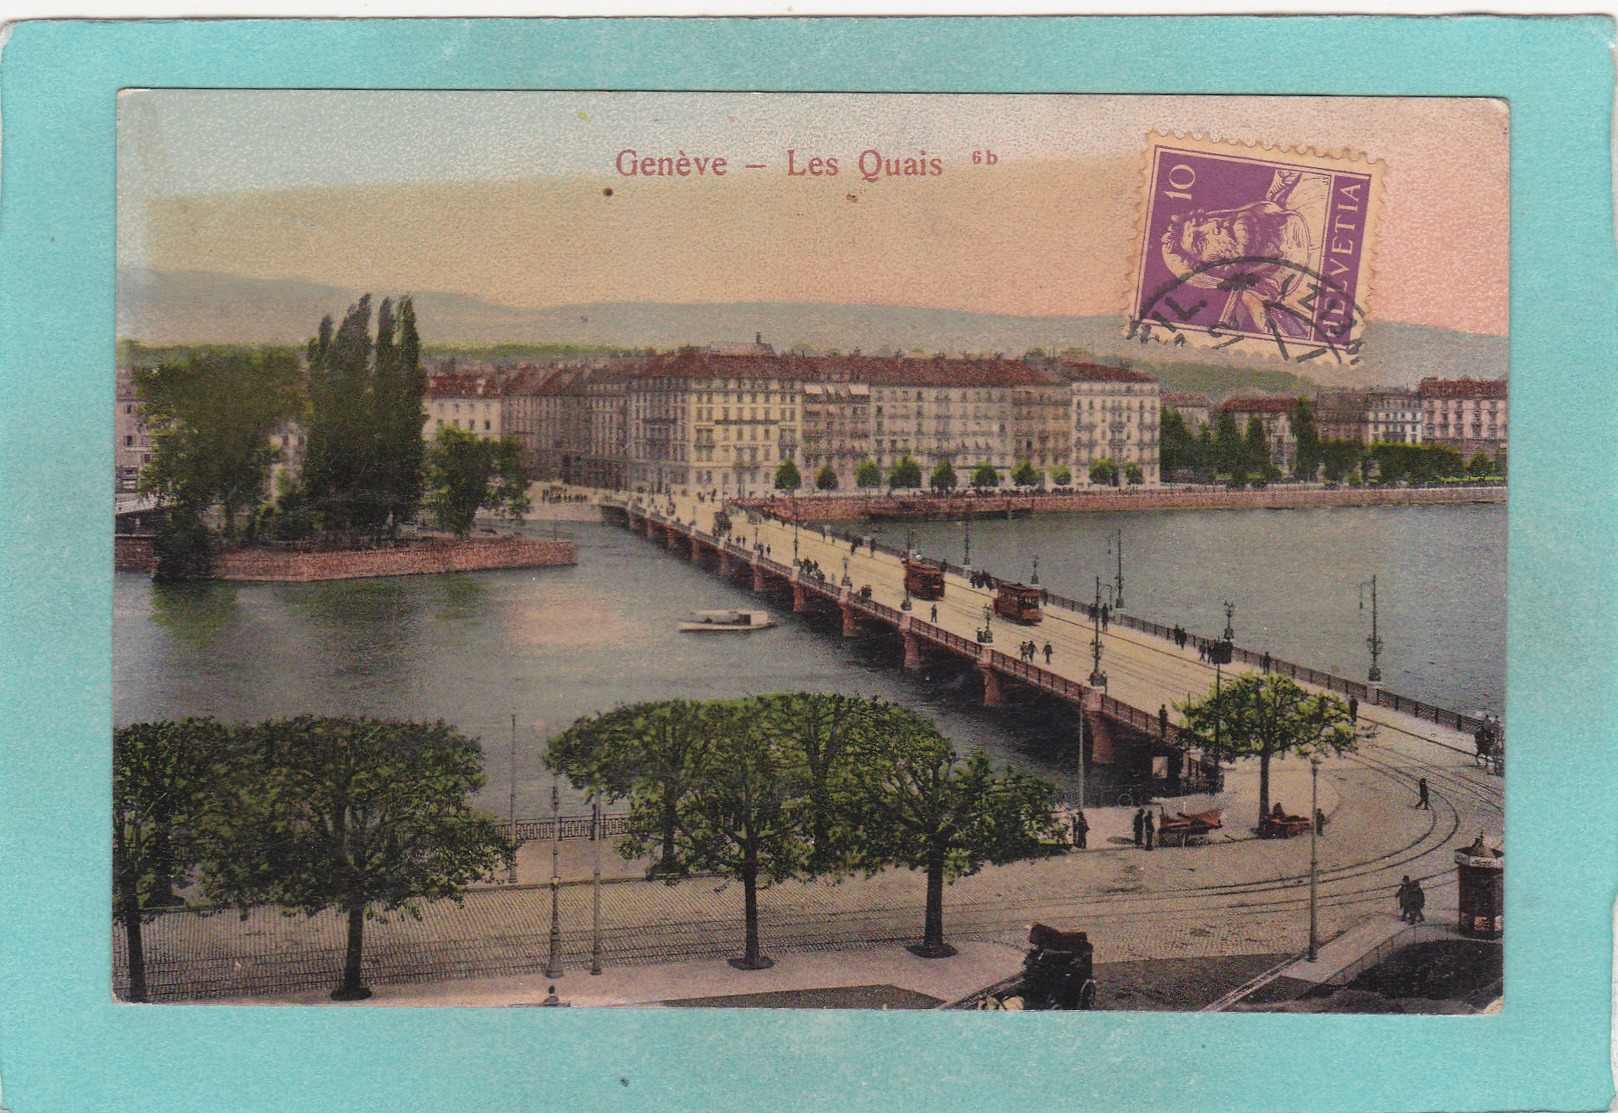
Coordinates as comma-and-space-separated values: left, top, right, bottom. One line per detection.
113, 92, 1507, 1012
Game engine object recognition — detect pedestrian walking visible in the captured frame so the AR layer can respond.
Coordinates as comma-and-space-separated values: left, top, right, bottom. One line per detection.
1396, 875, 1415, 922
1043, 642, 1053, 665
1071, 809, 1089, 850
1132, 808, 1145, 848
1416, 777, 1431, 810
929, 604, 938, 623
1408, 879, 1426, 923
1100, 604, 1110, 630
1159, 703, 1169, 739
1262, 651, 1272, 673
1314, 807, 1326, 836
1143, 811, 1155, 851
1348, 696, 1358, 723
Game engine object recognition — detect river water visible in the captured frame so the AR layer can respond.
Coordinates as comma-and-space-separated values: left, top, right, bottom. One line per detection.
113, 504, 1504, 815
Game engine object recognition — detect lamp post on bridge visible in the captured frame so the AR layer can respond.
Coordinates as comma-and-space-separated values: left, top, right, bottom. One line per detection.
1089, 576, 1108, 690
1358, 575, 1384, 683
1108, 528, 1124, 609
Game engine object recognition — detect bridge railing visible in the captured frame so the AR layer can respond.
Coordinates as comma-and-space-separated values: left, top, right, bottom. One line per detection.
909, 618, 982, 658
984, 650, 1088, 702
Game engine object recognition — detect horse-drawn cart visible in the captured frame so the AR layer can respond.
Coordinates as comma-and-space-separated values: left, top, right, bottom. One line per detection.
1157, 808, 1223, 847
950, 923, 1097, 1010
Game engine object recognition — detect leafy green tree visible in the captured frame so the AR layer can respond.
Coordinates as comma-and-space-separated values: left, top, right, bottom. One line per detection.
201, 717, 512, 1000
888, 455, 922, 490
547, 700, 709, 879
1088, 458, 1119, 486
1051, 465, 1073, 487
1494, 448, 1508, 478
774, 459, 802, 492
1290, 398, 1321, 481
1320, 439, 1365, 484
1178, 675, 1358, 830
1160, 407, 1198, 476
300, 295, 427, 534
815, 465, 839, 492
850, 711, 1060, 957
113, 719, 236, 1001
753, 693, 873, 873
1244, 416, 1272, 475
423, 428, 532, 537
637, 700, 809, 969
1467, 450, 1494, 477
970, 462, 1001, 490
135, 348, 303, 546
1125, 462, 1145, 485
930, 459, 958, 493
855, 458, 882, 491
1012, 460, 1043, 489
1213, 411, 1244, 473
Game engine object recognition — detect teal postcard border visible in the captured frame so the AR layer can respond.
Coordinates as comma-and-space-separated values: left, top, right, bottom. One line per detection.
1, 15, 1614, 1111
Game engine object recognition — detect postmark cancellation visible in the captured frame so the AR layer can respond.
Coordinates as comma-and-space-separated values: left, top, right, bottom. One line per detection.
1130, 133, 1384, 364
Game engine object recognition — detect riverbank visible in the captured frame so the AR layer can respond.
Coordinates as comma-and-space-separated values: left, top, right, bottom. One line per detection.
114, 534, 577, 580
744, 485, 1506, 523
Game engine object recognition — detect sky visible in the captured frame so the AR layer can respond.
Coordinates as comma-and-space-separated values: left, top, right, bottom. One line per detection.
119, 91, 1509, 335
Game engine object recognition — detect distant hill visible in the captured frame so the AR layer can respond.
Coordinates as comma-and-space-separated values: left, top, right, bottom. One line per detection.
117, 268, 1506, 391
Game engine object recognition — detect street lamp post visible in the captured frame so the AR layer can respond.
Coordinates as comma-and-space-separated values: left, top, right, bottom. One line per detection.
1308, 754, 1321, 961
1089, 576, 1107, 689
981, 604, 994, 644
1359, 575, 1384, 683
1109, 528, 1124, 609
1031, 554, 1040, 586
507, 714, 518, 884
544, 775, 564, 979
590, 789, 603, 976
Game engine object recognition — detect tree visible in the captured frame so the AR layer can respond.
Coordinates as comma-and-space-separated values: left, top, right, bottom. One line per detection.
1051, 465, 1073, 487
547, 700, 709, 880
1125, 462, 1145, 485
855, 458, 882, 491
1213, 411, 1244, 474
1467, 450, 1495, 477
1177, 675, 1357, 830
815, 465, 839, 492
1244, 416, 1271, 475
638, 700, 809, 968
423, 428, 532, 537
1088, 458, 1119, 486
1320, 439, 1364, 484
201, 717, 512, 1000
774, 459, 802, 492
1160, 407, 1198, 476
1290, 398, 1321, 481
135, 348, 303, 547
850, 710, 1060, 957
888, 455, 922, 491
1012, 460, 1043, 489
300, 295, 427, 534
970, 462, 1001, 490
113, 719, 236, 1001
930, 459, 958, 493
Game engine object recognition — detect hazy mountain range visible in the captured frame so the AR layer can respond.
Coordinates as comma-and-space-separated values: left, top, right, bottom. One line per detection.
117, 267, 1507, 392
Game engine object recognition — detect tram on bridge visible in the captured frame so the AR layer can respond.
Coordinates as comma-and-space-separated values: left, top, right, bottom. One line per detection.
903, 558, 946, 601
993, 582, 1044, 625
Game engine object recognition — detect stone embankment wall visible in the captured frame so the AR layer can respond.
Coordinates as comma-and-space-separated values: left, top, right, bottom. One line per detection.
114, 536, 576, 581
115, 534, 157, 572
754, 486, 1507, 522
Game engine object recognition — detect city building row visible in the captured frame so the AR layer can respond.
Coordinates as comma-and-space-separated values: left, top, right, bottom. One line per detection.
116, 358, 1507, 495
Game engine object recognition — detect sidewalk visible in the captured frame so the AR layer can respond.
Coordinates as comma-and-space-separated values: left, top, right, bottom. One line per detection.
210, 940, 1029, 1009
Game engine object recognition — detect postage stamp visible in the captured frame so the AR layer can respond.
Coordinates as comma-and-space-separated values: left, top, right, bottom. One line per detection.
1130, 133, 1384, 363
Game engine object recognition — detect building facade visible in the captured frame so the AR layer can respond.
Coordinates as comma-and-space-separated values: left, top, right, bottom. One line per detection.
1366, 391, 1423, 444
1419, 377, 1507, 458
1061, 362, 1162, 486
1217, 396, 1297, 473
115, 367, 153, 493
1161, 390, 1212, 434
424, 373, 504, 441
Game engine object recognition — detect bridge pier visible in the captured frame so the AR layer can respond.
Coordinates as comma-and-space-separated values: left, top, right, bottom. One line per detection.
718, 549, 732, 576
839, 599, 859, 637
979, 666, 1004, 708
752, 563, 767, 593
792, 578, 810, 614
901, 631, 922, 671
689, 535, 701, 562
1082, 694, 1117, 765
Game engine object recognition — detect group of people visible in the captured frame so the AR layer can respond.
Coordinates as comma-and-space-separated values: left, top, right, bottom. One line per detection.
1169, 624, 1190, 649
1017, 640, 1053, 665
968, 570, 998, 590
1396, 875, 1427, 923
1132, 807, 1157, 850
798, 558, 827, 582
1085, 602, 1111, 629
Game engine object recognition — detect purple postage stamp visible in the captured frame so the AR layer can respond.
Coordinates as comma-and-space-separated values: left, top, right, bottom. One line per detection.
1130, 133, 1384, 363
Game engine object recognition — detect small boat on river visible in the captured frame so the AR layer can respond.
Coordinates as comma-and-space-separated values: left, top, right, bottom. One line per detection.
679, 609, 775, 633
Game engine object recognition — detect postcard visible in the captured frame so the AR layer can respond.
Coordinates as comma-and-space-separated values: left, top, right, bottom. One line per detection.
4, 15, 1616, 1113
